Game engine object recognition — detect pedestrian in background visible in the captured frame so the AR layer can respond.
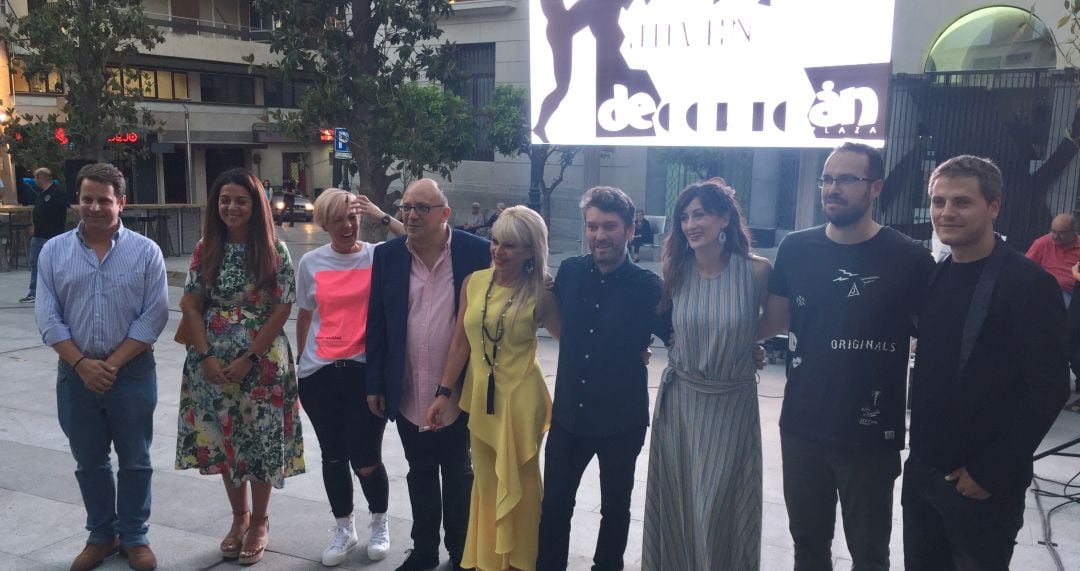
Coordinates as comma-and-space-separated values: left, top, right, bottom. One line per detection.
22, 167, 69, 303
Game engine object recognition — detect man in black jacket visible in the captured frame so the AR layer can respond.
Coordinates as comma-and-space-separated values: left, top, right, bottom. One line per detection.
22, 168, 68, 304
905, 155, 1070, 570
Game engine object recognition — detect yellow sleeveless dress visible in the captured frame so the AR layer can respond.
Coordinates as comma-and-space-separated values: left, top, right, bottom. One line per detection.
460, 268, 552, 571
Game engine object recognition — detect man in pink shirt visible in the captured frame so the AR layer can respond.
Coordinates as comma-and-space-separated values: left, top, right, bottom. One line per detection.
1026, 213, 1080, 305
367, 179, 491, 571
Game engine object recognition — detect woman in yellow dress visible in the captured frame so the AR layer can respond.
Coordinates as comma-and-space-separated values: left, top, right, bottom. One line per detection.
426, 206, 560, 571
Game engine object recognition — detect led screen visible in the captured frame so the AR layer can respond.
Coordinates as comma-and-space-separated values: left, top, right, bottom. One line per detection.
529, 0, 896, 148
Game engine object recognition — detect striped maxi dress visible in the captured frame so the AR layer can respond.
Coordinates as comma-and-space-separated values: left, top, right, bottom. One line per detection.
642, 254, 762, 570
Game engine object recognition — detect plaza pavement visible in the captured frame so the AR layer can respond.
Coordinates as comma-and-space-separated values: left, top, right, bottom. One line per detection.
2, 222, 1080, 570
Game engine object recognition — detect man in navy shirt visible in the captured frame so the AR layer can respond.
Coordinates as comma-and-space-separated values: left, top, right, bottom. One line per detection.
537, 186, 670, 571
22, 167, 69, 303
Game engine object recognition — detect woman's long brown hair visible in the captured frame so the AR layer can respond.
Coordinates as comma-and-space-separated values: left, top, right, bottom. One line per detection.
200, 168, 279, 292
659, 178, 751, 311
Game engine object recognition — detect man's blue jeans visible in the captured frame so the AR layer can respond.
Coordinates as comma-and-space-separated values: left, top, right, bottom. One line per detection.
27, 236, 47, 296
56, 350, 157, 547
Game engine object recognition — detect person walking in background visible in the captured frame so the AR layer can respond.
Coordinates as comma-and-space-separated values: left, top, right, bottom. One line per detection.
295, 189, 404, 566
536, 186, 670, 571
758, 143, 935, 570
36, 163, 168, 571
427, 206, 560, 571
366, 179, 491, 571
642, 179, 771, 569
629, 209, 653, 263
904, 156, 1069, 570
22, 167, 69, 304
175, 169, 305, 565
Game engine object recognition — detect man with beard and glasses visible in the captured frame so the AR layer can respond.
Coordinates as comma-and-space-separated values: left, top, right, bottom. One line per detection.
758, 142, 935, 571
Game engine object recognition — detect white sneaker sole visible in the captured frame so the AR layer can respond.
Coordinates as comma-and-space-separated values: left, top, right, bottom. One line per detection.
366, 543, 389, 561
321, 540, 357, 567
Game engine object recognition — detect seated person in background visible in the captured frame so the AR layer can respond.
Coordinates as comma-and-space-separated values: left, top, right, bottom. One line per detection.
630, 210, 654, 262
456, 202, 487, 234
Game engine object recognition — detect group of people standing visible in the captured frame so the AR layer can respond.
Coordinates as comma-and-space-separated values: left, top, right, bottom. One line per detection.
34, 140, 1070, 571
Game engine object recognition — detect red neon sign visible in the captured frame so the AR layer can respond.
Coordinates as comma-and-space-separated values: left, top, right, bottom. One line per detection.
54, 127, 140, 145
319, 129, 333, 142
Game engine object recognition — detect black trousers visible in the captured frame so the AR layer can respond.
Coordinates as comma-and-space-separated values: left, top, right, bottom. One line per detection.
536, 423, 646, 571
781, 430, 901, 571
396, 414, 473, 565
298, 363, 389, 518
902, 454, 1025, 571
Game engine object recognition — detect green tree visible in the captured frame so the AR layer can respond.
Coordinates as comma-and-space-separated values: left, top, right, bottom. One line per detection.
484, 84, 582, 223
0, 0, 164, 160
0, 110, 72, 177
251, 0, 475, 235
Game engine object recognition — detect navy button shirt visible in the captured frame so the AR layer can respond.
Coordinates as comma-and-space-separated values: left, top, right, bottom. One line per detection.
551, 255, 670, 435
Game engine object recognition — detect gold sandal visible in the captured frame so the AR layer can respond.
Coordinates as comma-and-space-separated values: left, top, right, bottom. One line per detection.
238, 514, 269, 565
219, 510, 250, 560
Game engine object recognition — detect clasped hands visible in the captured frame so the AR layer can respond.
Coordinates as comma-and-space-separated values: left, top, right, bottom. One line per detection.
199, 354, 255, 385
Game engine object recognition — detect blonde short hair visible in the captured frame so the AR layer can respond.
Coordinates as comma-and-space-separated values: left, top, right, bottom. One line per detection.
491, 206, 550, 321
313, 188, 354, 230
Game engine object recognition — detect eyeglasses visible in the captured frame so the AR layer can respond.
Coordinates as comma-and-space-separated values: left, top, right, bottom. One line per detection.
817, 175, 877, 189
400, 203, 446, 215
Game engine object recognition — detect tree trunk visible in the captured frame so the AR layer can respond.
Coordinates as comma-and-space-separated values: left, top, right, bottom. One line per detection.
529, 146, 545, 217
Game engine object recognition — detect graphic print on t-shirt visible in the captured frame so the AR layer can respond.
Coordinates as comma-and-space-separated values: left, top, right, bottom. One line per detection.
832, 268, 880, 298
313, 267, 371, 359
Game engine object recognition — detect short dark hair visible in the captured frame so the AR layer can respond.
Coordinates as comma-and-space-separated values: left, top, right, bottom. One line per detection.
929, 155, 1002, 204
76, 163, 126, 198
579, 186, 636, 228
833, 142, 884, 181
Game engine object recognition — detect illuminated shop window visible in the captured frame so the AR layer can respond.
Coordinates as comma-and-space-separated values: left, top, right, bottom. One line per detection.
926, 7, 1056, 72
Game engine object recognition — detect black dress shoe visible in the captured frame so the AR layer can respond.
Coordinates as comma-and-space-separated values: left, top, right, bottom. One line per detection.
394, 549, 439, 571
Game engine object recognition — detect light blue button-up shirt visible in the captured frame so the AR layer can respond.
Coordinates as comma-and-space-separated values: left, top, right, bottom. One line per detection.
35, 222, 169, 358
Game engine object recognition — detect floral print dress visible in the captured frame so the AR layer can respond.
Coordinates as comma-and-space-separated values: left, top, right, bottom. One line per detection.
175, 240, 305, 488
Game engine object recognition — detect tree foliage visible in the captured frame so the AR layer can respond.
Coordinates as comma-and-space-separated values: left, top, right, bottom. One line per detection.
0, 0, 163, 160
251, 0, 476, 235
484, 84, 582, 222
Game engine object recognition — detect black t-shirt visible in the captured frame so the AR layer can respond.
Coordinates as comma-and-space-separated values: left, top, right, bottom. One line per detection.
31, 185, 69, 239
769, 225, 935, 450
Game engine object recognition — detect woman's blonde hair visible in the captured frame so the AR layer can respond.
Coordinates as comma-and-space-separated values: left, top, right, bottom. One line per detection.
490, 206, 550, 322
313, 188, 354, 230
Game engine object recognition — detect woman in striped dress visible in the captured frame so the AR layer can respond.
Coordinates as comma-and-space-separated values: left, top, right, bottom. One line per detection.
642, 178, 771, 570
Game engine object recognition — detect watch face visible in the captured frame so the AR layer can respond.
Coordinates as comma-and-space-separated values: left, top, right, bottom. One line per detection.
248, 353, 260, 363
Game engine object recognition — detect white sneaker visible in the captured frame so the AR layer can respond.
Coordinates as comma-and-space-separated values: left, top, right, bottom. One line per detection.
321, 521, 358, 566
366, 512, 390, 561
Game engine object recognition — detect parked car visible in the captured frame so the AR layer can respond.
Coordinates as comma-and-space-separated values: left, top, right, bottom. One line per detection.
271, 192, 314, 222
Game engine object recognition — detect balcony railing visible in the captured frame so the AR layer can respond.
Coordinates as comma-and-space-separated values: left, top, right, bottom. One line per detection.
144, 12, 271, 43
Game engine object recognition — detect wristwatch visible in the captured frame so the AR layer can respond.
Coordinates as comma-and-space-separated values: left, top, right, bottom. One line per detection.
194, 351, 213, 364
380, 214, 392, 226
434, 386, 452, 399
247, 352, 260, 364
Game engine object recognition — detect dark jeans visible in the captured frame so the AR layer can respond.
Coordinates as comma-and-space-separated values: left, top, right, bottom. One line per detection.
781, 430, 901, 571
537, 423, 646, 571
902, 455, 1025, 571
56, 351, 157, 548
298, 363, 389, 518
28, 236, 47, 295
396, 414, 473, 564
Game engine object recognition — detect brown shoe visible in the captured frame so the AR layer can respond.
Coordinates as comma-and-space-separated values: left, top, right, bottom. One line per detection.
120, 544, 158, 571
69, 538, 119, 571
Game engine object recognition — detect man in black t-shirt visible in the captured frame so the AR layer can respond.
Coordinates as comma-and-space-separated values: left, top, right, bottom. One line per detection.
21, 167, 69, 304
759, 143, 934, 570
904, 156, 1068, 570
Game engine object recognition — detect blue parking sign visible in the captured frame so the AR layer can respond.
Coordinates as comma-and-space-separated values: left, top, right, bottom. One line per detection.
334, 127, 351, 159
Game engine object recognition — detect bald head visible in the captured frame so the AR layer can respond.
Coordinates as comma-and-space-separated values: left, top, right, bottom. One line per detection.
1051, 213, 1077, 247
403, 178, 447, 205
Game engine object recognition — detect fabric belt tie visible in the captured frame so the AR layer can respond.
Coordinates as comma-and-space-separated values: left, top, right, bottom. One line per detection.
655, 366, 756, 419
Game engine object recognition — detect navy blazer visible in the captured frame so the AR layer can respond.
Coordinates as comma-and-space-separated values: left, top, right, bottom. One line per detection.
366, 229, 492, 421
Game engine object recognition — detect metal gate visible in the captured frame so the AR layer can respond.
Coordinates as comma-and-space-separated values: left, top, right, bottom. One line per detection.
880, 69, 1080, 252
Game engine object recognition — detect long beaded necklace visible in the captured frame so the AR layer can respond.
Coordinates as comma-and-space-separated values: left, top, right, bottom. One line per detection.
480, 272, 514, 414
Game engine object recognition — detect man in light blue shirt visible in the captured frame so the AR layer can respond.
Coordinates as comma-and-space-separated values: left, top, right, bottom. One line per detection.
35, 163, 168, 571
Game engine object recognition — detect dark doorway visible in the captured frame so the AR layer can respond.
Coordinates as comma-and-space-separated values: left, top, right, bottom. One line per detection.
162, 150, 188, 204
282, 152, 307, 197
205, 148, 247, 194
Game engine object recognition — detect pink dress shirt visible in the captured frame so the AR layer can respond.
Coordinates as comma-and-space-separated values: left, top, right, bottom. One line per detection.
399, 232, 462, 426
1025, 233, 1080, 292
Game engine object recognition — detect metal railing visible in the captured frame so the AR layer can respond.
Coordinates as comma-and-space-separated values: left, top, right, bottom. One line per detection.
144, 11, 271, 43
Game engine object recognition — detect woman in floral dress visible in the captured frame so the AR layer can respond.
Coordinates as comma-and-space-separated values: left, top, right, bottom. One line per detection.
175, 168, 304, 565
